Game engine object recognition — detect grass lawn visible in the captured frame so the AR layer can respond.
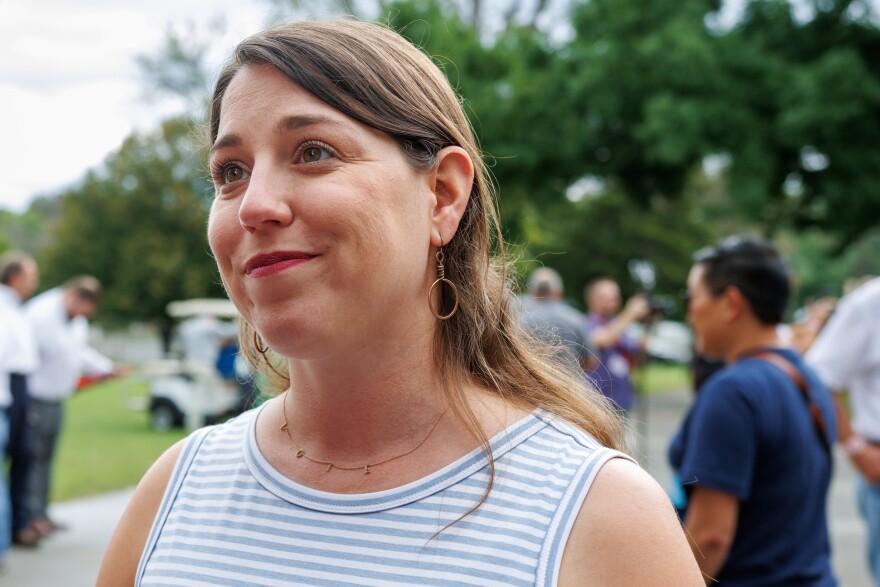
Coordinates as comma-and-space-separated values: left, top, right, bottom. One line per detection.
637, 362, 691, 396
53, 378, 186, 503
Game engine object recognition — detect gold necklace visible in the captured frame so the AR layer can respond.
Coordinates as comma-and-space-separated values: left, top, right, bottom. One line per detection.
279, 392, 448, 475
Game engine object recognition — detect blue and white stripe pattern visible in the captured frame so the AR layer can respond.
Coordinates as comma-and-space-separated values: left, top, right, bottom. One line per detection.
137, 404, 627, 586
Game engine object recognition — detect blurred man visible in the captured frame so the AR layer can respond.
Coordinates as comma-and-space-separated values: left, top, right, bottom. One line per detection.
520, 268, 594, 372
0, 252, 40, 548
25, 276, 115, 536
670, 236, 837, 585
807, 277, 880, 584
583, 278, 650, 412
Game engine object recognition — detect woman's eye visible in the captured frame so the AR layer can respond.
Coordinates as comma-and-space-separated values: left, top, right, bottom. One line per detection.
223, 165, 247, 184
301, 146, 332, 163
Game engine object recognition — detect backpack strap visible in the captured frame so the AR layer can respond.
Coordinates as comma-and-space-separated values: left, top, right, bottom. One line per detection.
749, 351, 831, 455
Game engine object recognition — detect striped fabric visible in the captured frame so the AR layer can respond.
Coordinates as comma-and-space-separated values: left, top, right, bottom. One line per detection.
137, 403, 627, 586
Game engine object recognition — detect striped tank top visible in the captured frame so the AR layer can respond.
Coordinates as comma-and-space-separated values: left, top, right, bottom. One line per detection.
137, 403, 627, 586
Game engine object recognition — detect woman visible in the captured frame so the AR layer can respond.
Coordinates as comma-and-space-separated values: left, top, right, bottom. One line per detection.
98, 20, 701, 586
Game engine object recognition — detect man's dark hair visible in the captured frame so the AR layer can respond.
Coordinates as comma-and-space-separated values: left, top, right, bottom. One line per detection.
0, 251, 32, 286
694, 236, 790, 325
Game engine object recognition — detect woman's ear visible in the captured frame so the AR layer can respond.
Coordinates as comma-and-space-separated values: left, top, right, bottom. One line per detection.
428, 146, 474, 247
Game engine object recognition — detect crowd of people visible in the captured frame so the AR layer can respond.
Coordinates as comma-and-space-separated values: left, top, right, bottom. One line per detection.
0, 252, 118, 570
519, 239, 880, 585
1, 16, 876, 587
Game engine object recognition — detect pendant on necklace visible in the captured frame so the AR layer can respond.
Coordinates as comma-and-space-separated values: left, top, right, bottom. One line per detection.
364, 465, 371, 475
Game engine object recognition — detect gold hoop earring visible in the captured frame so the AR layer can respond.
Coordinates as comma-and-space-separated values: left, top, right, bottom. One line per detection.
253, 330, 269, 356
252, 330, 290, 383
429, 241, 459, 320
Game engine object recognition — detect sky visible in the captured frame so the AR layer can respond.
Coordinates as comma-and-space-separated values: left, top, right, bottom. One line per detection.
0, 0, 281, 213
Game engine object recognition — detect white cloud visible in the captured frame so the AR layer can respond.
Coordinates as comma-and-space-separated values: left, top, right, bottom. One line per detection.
1, 81, 158, 205
0, 0, 273, 212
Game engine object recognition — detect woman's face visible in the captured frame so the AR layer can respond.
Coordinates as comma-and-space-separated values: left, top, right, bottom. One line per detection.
208, 64, 436, 359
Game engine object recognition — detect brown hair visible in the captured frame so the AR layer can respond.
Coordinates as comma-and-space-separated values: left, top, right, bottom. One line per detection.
209, 19, 624, 476
63, 275, 102, 302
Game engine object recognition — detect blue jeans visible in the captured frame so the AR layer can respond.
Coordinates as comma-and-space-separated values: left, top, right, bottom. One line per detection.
0, 410, 10, 561
856, 474, 880, 586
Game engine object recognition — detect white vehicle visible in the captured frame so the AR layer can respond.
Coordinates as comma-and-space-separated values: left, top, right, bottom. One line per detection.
142, 299, 245, 431
626, 319, 693, 365
646, 320, 693, 364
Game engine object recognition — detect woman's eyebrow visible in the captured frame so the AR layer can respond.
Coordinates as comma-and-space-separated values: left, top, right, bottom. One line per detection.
274, 114, 347, 135
211, 114, 349, 155
211, 133, 240, 155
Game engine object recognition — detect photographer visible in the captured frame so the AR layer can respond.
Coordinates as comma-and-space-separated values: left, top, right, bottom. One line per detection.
583, 278, 651, 412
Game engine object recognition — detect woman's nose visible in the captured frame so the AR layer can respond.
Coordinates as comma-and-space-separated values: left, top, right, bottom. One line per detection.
238, 165, 294, 232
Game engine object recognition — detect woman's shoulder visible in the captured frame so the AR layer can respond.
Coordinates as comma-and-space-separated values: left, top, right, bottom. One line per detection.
558, 458, 704, 585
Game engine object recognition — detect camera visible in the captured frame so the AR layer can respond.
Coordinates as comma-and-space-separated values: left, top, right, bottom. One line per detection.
627, 259, 677, 321
648, 294, 676, 317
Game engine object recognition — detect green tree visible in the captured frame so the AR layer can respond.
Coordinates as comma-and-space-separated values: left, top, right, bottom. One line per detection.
39, 118, 224, 322
564, 0, 727, 206
719, 0, 880, 246
378, 0, 722, 299
0, 198, 58, 255
523, 190, 716, 310
122, 0, 880, 313
135, 20, 215, 112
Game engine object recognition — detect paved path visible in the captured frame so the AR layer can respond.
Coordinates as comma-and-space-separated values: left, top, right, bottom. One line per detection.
5, 389, 873, 586
6, 488, 134, 585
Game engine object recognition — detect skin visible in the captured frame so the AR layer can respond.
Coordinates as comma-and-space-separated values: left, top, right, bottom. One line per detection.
834, 395, 880, 482
587, 279, 623, 319
683, 264, 783, 583
585, 279, 650, 350
560, 458, 704, 585
63, 290, 97, 319
97, 64, 702, 585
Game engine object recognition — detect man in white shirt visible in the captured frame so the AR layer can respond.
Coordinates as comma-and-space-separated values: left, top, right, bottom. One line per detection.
807, 277, 880, 584
26, 276, 114, 536
0, 251, 40, 549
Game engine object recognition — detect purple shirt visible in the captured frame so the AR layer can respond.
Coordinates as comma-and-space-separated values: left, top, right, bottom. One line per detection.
584, 313, 638, 410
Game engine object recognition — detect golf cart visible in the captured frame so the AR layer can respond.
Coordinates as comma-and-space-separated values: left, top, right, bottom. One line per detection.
143, 298, 245, 431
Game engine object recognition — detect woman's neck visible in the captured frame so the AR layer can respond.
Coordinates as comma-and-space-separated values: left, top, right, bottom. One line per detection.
281, 333, 449, 457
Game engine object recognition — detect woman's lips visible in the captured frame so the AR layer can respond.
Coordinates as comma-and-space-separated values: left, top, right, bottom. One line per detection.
244, 252, 316, 278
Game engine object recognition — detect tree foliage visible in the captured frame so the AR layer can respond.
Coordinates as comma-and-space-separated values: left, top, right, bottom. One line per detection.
136, 24, 211, 108
384, 0, 721, 290
8, 0, 878, 325
38, 118, 224, 322
522, 192, 716, 312
721, 0, 880, 246
565, 0, 728, 203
